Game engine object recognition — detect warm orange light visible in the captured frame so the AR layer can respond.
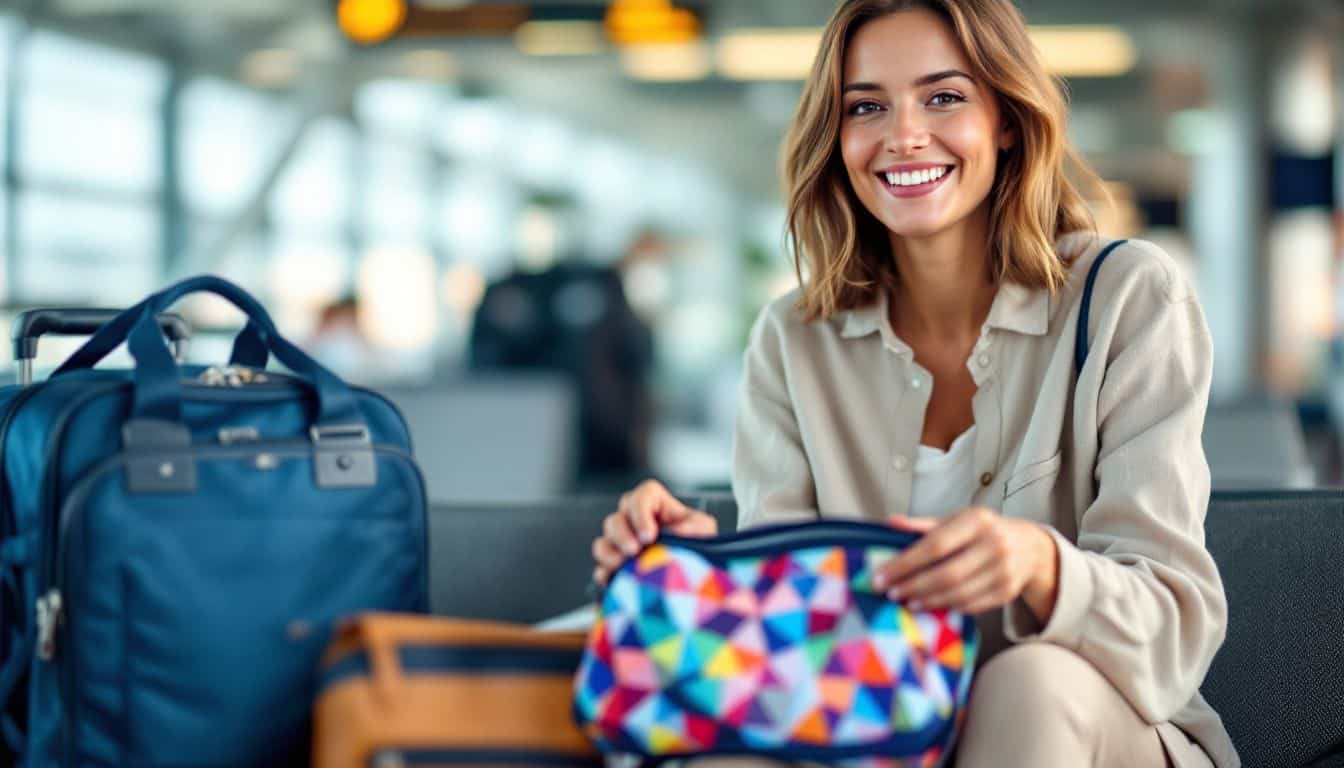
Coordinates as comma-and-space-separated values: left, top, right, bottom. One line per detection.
605, 0, 699, 46
337, 0, 408, 45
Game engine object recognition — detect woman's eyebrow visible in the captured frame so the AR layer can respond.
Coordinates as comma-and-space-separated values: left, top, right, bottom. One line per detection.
841, 69, 974, 94
913, 69, 973, 86
841, 81, 882, 94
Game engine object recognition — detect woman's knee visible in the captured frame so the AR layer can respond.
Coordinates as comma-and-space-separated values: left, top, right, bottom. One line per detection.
968, 643, 1098, 725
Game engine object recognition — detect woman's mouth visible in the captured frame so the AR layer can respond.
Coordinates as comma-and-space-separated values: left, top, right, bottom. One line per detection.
876, 165, 954, 198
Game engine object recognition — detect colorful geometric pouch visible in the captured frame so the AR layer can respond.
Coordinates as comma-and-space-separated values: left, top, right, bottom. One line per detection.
573, 520, 978, 767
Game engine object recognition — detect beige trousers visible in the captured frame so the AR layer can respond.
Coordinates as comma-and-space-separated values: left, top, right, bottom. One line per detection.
690, 645, 1213, 768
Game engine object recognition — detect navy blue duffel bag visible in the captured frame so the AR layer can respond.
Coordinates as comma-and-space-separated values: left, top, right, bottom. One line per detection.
0, 276, 428, 766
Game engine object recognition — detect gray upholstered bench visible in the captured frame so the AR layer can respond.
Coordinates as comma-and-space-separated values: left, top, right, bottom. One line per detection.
429, 490, 1344, 768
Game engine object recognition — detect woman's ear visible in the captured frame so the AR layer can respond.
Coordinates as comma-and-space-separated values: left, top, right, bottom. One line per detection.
997, 125, 1017, 152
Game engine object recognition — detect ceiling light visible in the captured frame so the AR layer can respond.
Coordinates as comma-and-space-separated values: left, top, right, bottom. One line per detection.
515, 20, 606, 56
337, 0, 408, 46
1028, 25, 1136, 77
620, 42, 711, 82
606, 0, 700, 46
717, 28, 822, 81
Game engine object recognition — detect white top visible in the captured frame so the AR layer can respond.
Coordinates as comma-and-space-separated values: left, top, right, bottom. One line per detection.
909, 425, 979, 519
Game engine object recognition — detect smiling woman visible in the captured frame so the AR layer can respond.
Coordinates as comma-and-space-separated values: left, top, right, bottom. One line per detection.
591, 2, 1237, 767
783, 0, 1102, 325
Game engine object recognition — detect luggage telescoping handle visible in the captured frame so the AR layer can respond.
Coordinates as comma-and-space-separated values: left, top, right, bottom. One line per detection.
50, 309, 270, 384
11, 309, 193, 386
58, 275, 377, 491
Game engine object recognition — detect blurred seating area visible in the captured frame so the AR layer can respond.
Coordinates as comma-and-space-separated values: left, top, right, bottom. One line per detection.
428, 490, 1344, 768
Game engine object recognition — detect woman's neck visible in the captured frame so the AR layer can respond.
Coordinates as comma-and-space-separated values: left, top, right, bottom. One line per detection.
887, 210, 997, 343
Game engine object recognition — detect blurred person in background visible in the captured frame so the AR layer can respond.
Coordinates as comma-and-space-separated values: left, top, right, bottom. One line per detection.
468, 232, 656, 492
305, 295, 376, 379
590, 0, 1235, 766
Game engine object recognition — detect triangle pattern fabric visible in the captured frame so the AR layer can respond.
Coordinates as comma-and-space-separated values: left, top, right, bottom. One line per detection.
573, 535, 978, 764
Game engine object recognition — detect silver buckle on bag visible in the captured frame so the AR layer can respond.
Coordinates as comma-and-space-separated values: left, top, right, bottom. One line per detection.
310, 423, 376, 489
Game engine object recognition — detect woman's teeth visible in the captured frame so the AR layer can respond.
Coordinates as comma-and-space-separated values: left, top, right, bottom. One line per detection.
883, 166, 950, 187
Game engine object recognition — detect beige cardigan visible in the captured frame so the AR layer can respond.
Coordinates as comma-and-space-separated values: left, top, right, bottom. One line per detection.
731, 234, 1238, 767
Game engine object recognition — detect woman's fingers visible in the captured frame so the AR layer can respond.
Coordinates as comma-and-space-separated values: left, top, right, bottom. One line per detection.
630, 480, 701, 543
596, 481, 720, 588
907, 560, 1002, 612
886, 541, 997, 605
887, 514, 938, 534
591, 535, 624, 571
591, 536, 625, 586
874, 507, 995, 590
664, 509, 719, 537
603, 509, 642, 557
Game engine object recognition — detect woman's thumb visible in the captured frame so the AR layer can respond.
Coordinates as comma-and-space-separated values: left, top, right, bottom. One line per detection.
653, 496, 693, 524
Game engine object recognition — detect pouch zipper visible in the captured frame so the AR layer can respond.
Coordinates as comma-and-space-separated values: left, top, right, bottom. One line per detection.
657, 519, 919, 560
370, 749, 601, 768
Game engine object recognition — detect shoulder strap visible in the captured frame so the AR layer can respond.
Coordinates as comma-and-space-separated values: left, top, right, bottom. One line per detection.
1074, 239, 1129, 377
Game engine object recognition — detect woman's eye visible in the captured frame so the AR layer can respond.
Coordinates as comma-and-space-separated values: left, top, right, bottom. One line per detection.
847, 101, 882, 116
929, 92, 965, 107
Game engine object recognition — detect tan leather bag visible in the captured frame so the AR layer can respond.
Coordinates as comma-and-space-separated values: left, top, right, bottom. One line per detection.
312, 613, 601, 768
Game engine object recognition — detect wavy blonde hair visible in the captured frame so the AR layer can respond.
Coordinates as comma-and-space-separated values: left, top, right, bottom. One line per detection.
783, 0, 1104, 322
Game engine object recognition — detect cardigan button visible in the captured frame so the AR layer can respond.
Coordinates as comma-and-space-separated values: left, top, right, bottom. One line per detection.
980, 472, 994, 487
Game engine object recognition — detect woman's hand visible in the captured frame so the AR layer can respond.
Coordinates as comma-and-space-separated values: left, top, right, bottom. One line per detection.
591, 479, 718, 587
872, 506, 1059, 620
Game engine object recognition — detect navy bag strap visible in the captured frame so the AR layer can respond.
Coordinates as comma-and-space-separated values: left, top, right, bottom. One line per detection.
1074, 239, 1128, 377
58, 275, 363, 429
53, 304, 270, 373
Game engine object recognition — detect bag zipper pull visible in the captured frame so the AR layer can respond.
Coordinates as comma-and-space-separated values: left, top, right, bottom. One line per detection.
35, 589, 62, 660
197, 365, 270, 387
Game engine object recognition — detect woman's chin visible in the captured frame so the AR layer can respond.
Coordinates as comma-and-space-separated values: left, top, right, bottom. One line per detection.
880, 218, 952, 240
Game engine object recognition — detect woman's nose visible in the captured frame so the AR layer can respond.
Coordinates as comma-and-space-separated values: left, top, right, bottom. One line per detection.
883, 106, 930, 155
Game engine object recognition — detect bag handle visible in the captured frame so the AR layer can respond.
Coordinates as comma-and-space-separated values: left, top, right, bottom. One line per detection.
53, 303, 269, 376
1074, 239, 1128, 377
78, 277, 377, 492
114, 275, 363, 429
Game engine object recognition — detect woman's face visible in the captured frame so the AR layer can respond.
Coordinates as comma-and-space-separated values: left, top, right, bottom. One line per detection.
838, 9, 1013, 242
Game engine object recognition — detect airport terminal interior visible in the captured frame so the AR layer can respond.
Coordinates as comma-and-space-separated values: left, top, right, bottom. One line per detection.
0, 0, 1334, 502
0, 0, 1340, 764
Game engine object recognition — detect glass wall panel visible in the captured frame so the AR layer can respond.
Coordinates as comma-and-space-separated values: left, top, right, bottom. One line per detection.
181, 77, 296, 216
18, 30, 165, 194
269, 117, 355, 234
16, 191, 158, 303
